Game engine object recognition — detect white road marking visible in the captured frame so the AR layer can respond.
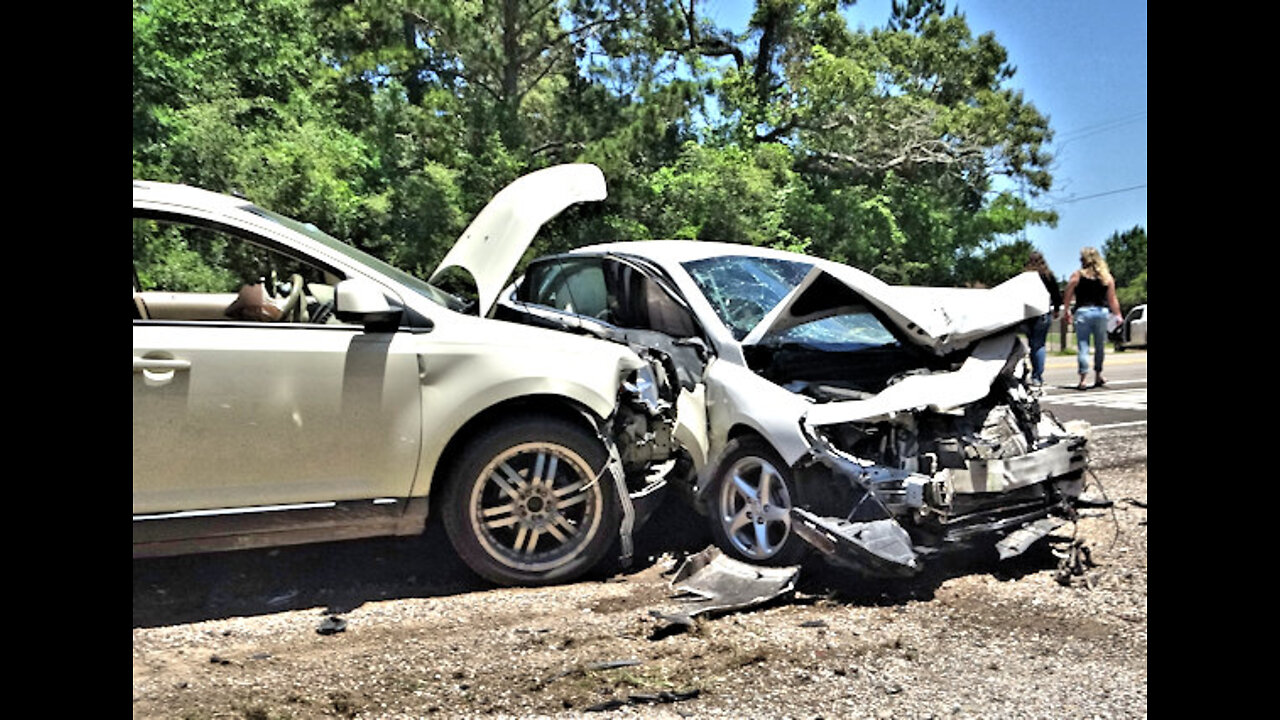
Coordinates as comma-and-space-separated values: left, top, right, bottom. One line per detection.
1091, 420, 1147, 431
1041, 387, 1147, 412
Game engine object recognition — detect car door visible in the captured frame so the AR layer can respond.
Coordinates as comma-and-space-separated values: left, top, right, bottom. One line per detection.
132, 214, 423, 518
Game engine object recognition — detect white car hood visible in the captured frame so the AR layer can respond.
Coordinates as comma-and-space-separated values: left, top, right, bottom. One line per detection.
743, 263, 1050, 356
430, 164, 607, 316
803, 332, 1020, 427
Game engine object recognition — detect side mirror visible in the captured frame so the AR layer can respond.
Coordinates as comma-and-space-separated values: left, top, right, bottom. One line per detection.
335, 278, 403, 332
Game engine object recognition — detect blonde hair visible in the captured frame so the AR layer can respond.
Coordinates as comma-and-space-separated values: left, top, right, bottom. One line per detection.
1079, 246, 1113, 285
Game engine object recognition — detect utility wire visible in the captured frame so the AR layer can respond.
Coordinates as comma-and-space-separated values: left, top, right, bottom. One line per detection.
1055, 184, 1146, 205
1054, 111, 1146, 142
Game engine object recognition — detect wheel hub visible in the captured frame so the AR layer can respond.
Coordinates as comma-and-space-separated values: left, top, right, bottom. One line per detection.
470, 443, 605, 573
719, 455, 793, 560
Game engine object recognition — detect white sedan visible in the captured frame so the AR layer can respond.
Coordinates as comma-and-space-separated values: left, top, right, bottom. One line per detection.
133, 165, 678, 586
498, 239, 1093, 575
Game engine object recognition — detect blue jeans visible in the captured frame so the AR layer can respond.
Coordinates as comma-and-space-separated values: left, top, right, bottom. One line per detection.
1074, 306, 1109, 376
1025, 312, 1052, 382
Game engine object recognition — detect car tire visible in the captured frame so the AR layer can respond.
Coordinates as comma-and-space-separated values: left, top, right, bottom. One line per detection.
706, 437, 808, 566
440, 416, 620, 586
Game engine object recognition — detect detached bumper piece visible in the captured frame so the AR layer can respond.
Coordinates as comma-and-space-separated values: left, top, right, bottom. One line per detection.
994, 516, 1067, 560
791, 509, 922, 577
792, 501, 1076, 576
650, 546, 800, 629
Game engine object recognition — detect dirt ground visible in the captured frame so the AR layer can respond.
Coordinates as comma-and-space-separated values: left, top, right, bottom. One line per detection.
132, 428, 1146, 719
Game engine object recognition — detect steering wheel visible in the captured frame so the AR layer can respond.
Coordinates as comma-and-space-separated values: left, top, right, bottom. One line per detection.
277, 274, 305, 323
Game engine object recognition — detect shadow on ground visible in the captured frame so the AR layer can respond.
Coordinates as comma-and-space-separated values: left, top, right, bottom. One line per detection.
133, 489, 1066, 628
132, 491, 714, 629
792, 539, 1063, 607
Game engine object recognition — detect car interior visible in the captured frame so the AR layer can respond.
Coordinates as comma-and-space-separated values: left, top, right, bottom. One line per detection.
133, 217, 343, 325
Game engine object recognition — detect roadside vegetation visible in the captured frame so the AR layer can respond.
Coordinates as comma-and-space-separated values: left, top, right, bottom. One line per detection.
134, 0, 1144, 293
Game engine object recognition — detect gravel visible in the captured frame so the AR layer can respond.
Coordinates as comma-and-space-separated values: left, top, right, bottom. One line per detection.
133, 428, 1146, 719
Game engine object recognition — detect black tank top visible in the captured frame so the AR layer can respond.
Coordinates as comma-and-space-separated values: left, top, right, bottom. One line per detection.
1075, 275, 1107, 307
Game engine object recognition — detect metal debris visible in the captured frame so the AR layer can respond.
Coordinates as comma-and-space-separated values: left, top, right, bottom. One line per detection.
585, 688, 701, 712
317, 615, 347, 635
791, 510, 921, 576
996, 517, 1068, 560
1053, 539, 1096, 586
585, 659, 643, 672
649, 546, 799, 629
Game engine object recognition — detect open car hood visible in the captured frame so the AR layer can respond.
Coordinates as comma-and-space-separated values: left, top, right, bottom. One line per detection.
430, 164, 607, 316
743, 263, 1050, 356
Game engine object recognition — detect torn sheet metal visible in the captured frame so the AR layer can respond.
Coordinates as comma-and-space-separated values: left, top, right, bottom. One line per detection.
741, 263, 1047, 355
995, 517, 1068, 560
802, 333, 1019, 426
651, 546, 799, 625
791, 509, 921, 577
945, 437, 1089, 495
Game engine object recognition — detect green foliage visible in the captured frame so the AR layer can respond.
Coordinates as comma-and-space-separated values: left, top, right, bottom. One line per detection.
1102, 225, 1147, 287
644, 143, 806, 249
1116, 270, 1146, 310
1102, 225, 1146, 311
134, 0, 1071, 292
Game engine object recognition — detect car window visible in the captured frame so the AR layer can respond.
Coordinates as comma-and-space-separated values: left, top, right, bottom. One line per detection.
603, 259, 700, 337
243, 206, 467, 312
133, 217, 342, 324
523, 257, 700, 338
523, 258, 610, 319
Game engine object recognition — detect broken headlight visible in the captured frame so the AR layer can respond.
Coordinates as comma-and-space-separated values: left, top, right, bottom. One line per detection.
622, 362, 666, 416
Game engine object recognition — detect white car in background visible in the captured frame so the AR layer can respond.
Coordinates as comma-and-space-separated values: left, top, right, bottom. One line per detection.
1112, 304, 1147, 351
498, 238, 1093, 575
133, 165, 678, 586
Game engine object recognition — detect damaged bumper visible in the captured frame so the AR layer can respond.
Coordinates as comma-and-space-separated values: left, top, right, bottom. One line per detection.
792, 418, 1090, 576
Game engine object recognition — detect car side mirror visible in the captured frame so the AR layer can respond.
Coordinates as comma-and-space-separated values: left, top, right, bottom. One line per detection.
335, 278, 403, 332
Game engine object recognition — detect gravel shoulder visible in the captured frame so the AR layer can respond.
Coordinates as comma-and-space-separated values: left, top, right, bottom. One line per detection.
133, 429, 1147, 719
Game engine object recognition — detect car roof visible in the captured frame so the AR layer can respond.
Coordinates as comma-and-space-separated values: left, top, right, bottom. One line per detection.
133, 180, 256, 214
574, 240, 814, 266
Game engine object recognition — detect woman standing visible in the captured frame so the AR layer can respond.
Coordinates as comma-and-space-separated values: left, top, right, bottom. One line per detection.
1023, 251, 1062, 387
1062, 247, 1123, 390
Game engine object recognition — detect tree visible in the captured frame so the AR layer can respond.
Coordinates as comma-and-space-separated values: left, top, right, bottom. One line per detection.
698, 1, 1057, 284
134, 0, 1066, 290
1102, 225, 1147, 310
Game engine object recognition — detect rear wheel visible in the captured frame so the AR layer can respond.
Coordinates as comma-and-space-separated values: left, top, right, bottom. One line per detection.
440, 416, 619, 586
707, 437, 808, 565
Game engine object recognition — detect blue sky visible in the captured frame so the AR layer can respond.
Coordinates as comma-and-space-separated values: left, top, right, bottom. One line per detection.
702, 0, 1148, 282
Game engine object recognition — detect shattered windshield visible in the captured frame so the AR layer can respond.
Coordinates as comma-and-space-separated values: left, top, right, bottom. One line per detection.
682, 255, 897, 350
682, 256, 810, 340
771, 311, 897, 350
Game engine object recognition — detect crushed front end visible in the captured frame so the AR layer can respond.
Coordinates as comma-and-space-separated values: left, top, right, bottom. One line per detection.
788, 336, 1090, 576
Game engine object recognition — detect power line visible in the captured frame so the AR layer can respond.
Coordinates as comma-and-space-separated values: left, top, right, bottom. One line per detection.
1055, 111, 1146, 142
1056, 184, 1147, 204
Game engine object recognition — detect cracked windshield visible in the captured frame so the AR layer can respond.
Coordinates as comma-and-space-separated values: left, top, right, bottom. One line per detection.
682, 255, 897, 349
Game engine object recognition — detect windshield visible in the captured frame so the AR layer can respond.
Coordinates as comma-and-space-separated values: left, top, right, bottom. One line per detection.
682, 255, 898, 350
682, 256, 809, 340
767, 311, 898, 350
244, 206, 466, 310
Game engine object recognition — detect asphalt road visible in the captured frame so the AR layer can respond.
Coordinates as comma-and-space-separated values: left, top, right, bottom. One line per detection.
1037, 348, 1147, 430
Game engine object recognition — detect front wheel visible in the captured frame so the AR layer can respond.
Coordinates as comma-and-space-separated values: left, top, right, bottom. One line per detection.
706, 437, 808, 565
440, 416, 619, 586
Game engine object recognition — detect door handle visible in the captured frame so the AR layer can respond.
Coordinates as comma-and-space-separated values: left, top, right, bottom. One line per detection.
133, 357, 191, 372
134, 355, 191, 386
